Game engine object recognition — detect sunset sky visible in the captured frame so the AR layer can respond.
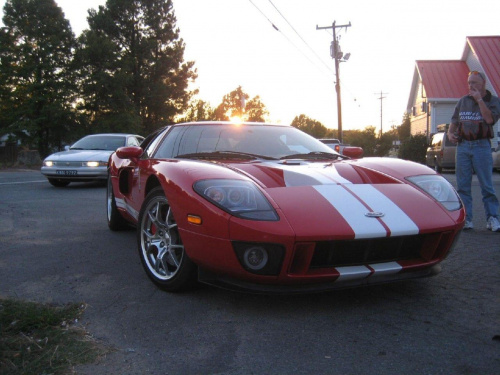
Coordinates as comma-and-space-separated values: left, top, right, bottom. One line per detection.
2, 0, 499, 132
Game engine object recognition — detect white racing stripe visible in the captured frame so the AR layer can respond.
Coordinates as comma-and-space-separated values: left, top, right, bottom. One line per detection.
346, 185, 419, 236
278, 163, 353, 186
314, 185, 386, 238
314, 184, 419, 239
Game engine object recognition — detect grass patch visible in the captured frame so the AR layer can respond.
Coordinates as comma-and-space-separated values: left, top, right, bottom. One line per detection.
0, 298, 112, 375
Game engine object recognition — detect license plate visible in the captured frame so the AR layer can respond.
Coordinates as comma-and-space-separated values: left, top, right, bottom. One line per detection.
56, 170, 77, 176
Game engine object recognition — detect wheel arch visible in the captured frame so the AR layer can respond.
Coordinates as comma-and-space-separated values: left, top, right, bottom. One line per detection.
145, 175, 162, 197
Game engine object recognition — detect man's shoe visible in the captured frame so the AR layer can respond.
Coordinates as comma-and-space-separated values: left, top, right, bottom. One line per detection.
464, 220, 474, 230
486, 217, 500, 232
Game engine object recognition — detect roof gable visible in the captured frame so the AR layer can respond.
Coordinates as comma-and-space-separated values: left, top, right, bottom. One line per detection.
416, 60, 469, 99
464, 36, 500, 95
407, 35, 500, 112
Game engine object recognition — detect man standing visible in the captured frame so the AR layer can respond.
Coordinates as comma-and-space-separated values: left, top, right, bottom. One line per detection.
448, 71, 500, 231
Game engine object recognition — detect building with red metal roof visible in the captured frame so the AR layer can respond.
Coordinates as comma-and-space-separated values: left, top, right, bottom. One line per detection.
407, 36, 500, 147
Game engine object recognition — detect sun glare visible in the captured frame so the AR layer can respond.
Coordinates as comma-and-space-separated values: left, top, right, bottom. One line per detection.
229, 116, 243, 124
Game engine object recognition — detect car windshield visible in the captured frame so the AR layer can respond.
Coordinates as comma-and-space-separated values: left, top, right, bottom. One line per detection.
154, 124, 339, 160
71, 135, 126, 151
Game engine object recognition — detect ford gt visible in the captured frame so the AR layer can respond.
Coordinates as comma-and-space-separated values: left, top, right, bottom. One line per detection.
107, 122, 464, 293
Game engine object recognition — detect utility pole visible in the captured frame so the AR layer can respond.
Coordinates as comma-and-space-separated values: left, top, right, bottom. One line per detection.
316, 21, 351, 143
375, 90, 388, 137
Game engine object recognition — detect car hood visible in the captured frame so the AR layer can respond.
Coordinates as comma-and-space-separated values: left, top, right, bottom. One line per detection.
46, 150, 114, 162
230, 159, 461, 238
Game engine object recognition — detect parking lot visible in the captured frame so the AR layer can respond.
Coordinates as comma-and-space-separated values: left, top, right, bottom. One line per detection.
0, 169, 499, 375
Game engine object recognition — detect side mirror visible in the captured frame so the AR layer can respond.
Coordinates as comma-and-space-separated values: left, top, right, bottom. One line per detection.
343, 146, 363, 159
116, 146, 143, 160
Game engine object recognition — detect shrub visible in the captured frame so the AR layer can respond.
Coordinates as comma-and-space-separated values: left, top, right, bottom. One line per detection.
398, 134, 428, 164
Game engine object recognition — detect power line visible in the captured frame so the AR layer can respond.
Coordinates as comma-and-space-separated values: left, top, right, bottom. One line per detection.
247, 0, 333, 79
248, 0, 279, 31
266, 0, 334, 74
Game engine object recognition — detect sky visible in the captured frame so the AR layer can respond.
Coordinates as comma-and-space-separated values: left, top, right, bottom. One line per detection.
1, 0, 500, 132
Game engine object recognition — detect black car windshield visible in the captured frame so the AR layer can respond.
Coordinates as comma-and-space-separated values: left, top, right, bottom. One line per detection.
71, 135, 126, 151
153, 123, 339, 160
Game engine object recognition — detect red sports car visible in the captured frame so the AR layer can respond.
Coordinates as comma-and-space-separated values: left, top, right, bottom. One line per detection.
107, 121, 464, 293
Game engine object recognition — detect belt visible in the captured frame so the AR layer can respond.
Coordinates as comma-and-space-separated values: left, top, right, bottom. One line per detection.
458, 138, 490, 144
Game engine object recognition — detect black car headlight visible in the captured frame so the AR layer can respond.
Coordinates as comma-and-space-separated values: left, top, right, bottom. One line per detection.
406, 175, 462, 211
193, 179, 279, 221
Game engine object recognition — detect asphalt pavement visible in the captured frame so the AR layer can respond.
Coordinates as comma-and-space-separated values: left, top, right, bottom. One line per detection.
0, 168, 499, 375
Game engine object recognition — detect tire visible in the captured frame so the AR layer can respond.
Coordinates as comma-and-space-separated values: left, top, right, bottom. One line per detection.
137, 187, 197, 292
48, 178, 70, 187
434, 160, 442, 173
107, 175, 129, 231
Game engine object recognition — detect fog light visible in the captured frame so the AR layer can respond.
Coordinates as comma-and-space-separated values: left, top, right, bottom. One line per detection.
233, 242, 285, 275
243, 246, 268, 271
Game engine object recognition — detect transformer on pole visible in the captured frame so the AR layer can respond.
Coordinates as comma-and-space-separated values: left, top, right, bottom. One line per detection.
316, 21, 351, 143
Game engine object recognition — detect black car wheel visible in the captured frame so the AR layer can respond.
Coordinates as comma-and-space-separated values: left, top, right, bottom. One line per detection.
48, 178, 70, 187
137, 187, 196, 292
107, 175, 129, 231
434, 159, 442, 173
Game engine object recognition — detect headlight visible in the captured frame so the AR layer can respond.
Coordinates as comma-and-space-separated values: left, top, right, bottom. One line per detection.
406, 175, 462, 211
44, 160, 54, 167
193, 179, 279, 221
85, 161, 107, 167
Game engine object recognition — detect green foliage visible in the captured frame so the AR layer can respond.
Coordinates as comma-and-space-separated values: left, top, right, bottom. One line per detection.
398, 113, 412, 140
245, 95, 268, 122
177, 99, 215, 122
377, 128, 398, 157
0, 27, 17, 131
0, 298, 110, 375
214, 86, 249, 121
212, 86, 268, 122
334, 126, 396, 157
74, 0, 197, 135
293, 116, 403, 157
343, 127, 378, 156
398, 133, 428, 163
0, 0, 415, 156
1, 0, 77, 157
291, 114, 329, 138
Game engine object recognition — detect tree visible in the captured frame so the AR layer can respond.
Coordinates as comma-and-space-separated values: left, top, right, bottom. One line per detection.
214, 86, 248, 121
213, 86, 269, 122
376, 128, 398, 157
0, 26, 17, 133
291, 114, 328, 138
245, 95, 268, 122
343, 127, 378, 156
398, 112, 412, 140
1, 0, 77, 157
75, 0, 197, 135
398, 134, 428, 163
176, 99, 214, 122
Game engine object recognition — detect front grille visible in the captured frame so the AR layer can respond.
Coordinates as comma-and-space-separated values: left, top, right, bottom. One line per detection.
53, 161, 82, 167
308, 233, 448, 269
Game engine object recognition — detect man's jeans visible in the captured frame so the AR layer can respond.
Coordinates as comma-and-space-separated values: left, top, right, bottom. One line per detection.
456, 138, 499, 221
